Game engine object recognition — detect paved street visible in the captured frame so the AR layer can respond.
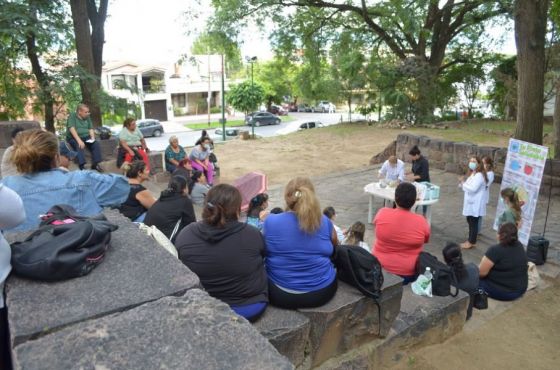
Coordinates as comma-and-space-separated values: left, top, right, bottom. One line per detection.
142, 111, 364, 151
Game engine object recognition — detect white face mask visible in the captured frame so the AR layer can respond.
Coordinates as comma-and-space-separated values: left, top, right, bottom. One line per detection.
468, 162, 477, 171
203, 143, 210, 150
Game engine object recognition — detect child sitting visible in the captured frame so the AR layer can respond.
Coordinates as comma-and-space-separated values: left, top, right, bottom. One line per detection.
246, 193, 269, 231
323, 206, 344, 244
343, 222, 369, 251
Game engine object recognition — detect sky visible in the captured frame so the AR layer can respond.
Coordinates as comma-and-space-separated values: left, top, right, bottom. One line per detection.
103, 0, 516, 65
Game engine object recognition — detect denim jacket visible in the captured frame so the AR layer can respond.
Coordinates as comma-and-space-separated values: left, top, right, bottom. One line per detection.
1, 169, 129, 231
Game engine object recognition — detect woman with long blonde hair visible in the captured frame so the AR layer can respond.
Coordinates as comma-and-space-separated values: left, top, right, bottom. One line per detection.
263, 177, 337, 309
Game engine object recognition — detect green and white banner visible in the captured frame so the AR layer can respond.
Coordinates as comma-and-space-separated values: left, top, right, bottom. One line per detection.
494, 138, 549, 245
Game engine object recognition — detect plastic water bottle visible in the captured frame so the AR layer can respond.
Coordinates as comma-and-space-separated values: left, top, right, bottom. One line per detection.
420, 267, 433, 289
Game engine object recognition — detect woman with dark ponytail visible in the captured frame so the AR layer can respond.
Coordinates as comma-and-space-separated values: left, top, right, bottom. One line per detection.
144, 176, 196, 243
442, 242, 479, 319
478, 222, 528, 301
175, 184, 268, 322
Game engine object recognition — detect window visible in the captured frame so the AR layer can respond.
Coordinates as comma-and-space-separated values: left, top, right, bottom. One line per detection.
172, 94, 186, 107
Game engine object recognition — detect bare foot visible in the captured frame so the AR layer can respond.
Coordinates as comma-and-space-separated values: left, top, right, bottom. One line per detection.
461, 241, 475, 249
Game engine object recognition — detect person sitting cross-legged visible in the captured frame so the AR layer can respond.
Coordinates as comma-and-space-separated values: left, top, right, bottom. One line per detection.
372, 182, 430, 284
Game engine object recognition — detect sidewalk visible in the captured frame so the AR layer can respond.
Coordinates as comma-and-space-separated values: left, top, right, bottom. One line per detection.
161, 113, 246, 134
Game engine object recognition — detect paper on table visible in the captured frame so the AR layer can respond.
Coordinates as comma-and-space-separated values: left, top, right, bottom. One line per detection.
85, 139, 95, 143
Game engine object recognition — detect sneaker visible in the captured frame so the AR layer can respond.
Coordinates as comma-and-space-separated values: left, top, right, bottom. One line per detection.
91, 164, 104, 173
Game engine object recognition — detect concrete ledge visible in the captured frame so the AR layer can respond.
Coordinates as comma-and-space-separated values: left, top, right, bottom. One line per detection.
316, 285, 469, 370
5, 210, 199, 345
254, 306, 311, 368
12, 289, 293, 370
0, 121, 41, 148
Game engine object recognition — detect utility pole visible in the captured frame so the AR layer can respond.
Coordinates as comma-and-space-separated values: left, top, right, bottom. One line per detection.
207, 53, 211, 126
221, 54, 226, 141
246, 56, 257, 138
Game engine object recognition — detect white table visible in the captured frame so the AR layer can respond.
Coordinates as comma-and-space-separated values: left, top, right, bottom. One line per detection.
364, 182, 438, 225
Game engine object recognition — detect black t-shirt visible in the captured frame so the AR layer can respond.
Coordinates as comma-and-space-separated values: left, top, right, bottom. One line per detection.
144, 193, 196, 243
175, 221, 268, 306
484, 241, 528, 293
118, 184, 147, 220
412, 155, 430, 182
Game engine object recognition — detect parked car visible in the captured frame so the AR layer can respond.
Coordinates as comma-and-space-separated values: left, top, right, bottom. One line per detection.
94, 126, 113, 140
213, 128, 241, 142
268, 104, 287, 116
283, 102, 298, 112
136, 119, 164, 137
298, 121, 324, 130
297, 104, 312, 112
312, 101, 336, 113
245, 112, 281, 126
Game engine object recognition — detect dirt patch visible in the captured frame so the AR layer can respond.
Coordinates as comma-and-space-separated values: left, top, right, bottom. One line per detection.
216, 125, 399, 187
390, 282, 560, 370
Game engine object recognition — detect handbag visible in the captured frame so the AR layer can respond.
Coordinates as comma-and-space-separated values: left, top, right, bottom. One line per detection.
415, 252, 459, 297
10, 205, 118, 281
527, 262, 540, 290
473, 288, 488, 310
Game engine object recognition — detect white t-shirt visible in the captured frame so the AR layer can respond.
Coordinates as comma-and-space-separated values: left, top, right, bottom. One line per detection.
379, 159, 405, 182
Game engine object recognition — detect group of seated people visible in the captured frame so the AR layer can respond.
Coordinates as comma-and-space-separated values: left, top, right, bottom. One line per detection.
0, 128, 531, 328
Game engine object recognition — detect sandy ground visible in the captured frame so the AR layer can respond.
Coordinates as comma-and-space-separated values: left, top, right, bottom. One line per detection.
213, 124, 559, 370
215, 125, 399, 187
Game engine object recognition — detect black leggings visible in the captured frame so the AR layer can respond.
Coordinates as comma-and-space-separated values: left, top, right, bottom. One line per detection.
268, 279, 338, 309
466, 216, 480, 244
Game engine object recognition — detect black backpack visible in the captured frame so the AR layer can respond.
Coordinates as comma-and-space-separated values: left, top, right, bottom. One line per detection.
10, 205, 118, 281
415, 252, 459, 297
334, 245, 384, 299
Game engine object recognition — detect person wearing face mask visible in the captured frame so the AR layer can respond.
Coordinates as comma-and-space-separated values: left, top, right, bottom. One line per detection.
189, 136, 214, 186
458, 156, 488, 249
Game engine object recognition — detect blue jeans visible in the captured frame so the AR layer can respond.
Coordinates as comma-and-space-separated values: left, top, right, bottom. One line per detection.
165, 162, 177, 173
479, 279, 525, 301
399, 274, 418, 285
68, 136, 102, 168
230, 301, 267, 322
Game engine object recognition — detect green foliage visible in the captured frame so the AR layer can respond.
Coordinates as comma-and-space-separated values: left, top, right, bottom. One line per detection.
98, 91, 140, 126
191, 31, 243, 76
226, 80, 265, 114
254, 56, 296, 106
488, 55, 517, 119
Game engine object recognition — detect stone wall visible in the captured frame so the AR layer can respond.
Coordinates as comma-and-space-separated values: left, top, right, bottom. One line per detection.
0, 121, 41, 148
371, 133, 560, 194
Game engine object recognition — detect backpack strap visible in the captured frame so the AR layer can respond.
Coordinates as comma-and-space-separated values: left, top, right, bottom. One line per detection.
449, 268, 459, 297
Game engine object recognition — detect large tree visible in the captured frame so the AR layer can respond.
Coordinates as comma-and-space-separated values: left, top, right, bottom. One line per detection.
69, 0, 108, 128
514, 0, 550, 145
0, 0, 73, 132
208, 0, 509, 122
191, 31, 243, 76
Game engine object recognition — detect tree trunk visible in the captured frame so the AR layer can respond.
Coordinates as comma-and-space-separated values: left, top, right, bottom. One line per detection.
25, 3, 55, 133
554, 79, 560, 159
70, 0, 106, 127
514, 0, 549, 144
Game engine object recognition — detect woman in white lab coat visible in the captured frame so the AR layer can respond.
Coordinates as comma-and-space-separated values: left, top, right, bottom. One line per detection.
459, 156, 488, 249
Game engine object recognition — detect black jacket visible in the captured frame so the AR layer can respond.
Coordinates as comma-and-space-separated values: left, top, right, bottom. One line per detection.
412, 155, 430, 182
175, 221, 268, 306
144, 192, 196, 243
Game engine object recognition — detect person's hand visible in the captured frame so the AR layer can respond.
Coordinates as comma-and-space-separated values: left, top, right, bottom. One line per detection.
406, 173, 415, 181
458, 175, 465, 183
145, 147, 150, 153
128, 149, 135, 157
77, 139, 85, 149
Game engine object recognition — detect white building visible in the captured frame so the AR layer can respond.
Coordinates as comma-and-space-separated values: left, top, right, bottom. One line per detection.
101, 55, 230, 121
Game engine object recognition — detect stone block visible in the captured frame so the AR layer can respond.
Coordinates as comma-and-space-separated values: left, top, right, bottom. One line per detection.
298, 272, 403, 367
149, 150, 165, 173
432, 160, 446, 171
396, 133, 416, 145
475, 146, 499, 160
418, 136, 431, 148
544, 159, 560, 178
254, 306, 311, 368
12, 290, 293, 370
6, 210, 199, 346
440, 141, 454, 153
428, 139, 444, 152
0, 121, 41, 148
444, 162, 460, 174
430, 150, 443, 162
453, 142, 476, 163
494, 148, 508, 166
370, 140, 396, 165
80, 137, 118, 163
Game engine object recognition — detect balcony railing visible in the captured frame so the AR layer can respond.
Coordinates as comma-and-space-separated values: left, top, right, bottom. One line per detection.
142, 84, 166, 94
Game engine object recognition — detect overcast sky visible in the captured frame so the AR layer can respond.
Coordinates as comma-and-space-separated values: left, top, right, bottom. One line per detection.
103, 0, 515, 65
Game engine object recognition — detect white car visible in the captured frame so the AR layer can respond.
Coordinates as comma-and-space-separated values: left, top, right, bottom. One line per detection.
313, 101, 336, 113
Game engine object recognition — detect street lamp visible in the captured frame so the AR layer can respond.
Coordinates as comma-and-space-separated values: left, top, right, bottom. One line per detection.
246, 56, 257, 138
